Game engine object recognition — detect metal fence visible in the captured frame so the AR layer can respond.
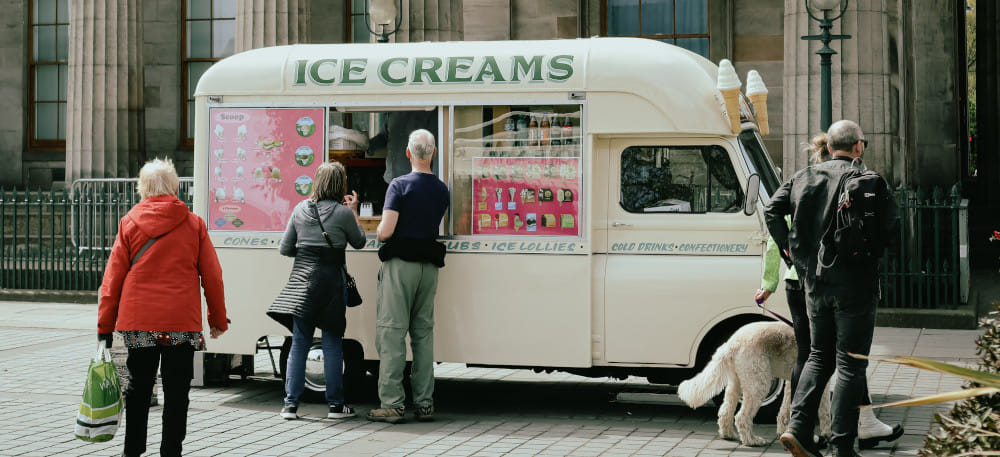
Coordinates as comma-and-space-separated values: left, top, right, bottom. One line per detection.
1, 179, 193, 291
0, 181, 970, 309
880, 185, 968, 309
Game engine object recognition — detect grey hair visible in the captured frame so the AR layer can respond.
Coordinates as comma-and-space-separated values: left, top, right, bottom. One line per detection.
407, 129, 436, 160
137, 158, 179, 199
826, 120, 864, 153
311, 161, 346, 203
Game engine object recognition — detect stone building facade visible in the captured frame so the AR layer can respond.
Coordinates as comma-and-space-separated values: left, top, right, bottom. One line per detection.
1, 0, 990, 204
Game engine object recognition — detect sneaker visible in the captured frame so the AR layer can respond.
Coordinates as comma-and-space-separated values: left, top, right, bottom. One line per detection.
280, 405, 298, 420
414, 405, 434, 422
366, 407, 406, 424
328, 403, 356, 419
780, 431, 824, 457
858, 424, 904, 450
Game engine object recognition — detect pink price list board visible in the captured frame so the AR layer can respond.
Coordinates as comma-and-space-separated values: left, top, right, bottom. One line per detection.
207, 107, 325, 232
472, 157, 580, 236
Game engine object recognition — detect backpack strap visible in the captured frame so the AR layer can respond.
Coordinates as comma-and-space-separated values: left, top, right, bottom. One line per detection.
816, 171, 854, 272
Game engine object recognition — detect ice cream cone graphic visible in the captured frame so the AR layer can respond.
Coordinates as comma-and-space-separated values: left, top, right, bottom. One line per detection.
717, 59, 742, 134
746, 70, 769, 136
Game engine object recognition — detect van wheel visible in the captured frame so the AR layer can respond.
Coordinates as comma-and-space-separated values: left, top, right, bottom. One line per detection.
300, 339, 367, 402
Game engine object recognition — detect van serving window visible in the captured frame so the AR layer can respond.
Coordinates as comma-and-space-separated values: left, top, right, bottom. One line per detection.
620, 146, 743, 214
451, 105, 583, 237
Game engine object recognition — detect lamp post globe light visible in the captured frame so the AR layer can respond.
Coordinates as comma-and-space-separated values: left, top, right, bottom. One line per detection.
366, 0, 402, 43
801, 0, 851, 132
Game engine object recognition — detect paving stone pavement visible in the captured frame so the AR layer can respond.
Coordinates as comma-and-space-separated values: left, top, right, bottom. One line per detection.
0, 301, 982, 457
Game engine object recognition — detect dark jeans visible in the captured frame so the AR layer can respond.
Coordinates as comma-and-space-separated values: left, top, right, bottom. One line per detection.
123, 345, 195, 457
786, 280, 874, 409
788, 279, 876, 451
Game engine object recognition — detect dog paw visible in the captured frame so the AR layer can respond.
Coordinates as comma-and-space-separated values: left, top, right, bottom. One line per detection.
742, 435, 769, 447
720, 429, 739, 440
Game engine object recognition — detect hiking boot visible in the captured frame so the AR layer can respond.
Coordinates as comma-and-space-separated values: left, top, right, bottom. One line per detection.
280, 405, 298, 420
414, 405, 434, 422
328, 404, 356, 419
366, 407, 406, 424
780, 430, 824, 457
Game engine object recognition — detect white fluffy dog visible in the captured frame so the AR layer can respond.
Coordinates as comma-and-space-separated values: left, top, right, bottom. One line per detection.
677, 321, 831, 447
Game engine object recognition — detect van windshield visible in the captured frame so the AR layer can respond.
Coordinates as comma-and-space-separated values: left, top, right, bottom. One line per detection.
738, 130, 781, 200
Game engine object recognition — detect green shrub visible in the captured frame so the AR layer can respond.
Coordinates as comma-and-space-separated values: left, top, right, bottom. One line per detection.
919, 305, 1000, 456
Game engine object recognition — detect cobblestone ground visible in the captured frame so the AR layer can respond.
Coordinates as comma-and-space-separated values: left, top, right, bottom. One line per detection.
0, 302, 979, 457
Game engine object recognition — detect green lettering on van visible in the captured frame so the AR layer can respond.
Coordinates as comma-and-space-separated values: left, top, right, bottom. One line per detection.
474, 56, 505, 82
293, 59, 308, 85
413, 57, 443, 83
341, 58, 368, 84
446, 56, 475, 82
511, 55, 543, 82
379, 57, 407, 85
309, 58, 337, 85
548, 55, 574, 81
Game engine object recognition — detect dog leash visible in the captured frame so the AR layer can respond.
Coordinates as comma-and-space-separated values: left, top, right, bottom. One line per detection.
755, 298, 794, 327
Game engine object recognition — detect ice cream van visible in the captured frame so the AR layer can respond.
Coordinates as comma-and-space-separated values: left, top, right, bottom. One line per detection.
193, 37, 786, 408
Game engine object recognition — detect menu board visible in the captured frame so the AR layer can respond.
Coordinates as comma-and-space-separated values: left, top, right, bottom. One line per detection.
207, 107, 325, 232
472, 157, 580, 236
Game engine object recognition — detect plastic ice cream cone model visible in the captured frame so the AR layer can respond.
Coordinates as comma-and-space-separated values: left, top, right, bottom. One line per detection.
746, 70, 769, 136
716, 59, 742, 134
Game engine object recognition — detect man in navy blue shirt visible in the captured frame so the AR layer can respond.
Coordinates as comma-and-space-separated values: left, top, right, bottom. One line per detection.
367, 129, 450, 424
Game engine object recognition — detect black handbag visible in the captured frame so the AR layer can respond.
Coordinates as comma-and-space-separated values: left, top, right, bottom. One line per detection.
309, 201, 363, 307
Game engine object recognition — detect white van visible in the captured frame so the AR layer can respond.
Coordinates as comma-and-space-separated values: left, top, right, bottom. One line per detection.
193, 37, 785, 407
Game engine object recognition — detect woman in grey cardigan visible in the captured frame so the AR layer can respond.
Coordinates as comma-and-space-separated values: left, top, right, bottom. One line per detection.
268, 162, 366, 420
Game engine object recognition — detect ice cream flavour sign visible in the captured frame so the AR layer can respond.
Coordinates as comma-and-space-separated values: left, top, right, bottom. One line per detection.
472, 157, 580, 237
208, 107, 324, 233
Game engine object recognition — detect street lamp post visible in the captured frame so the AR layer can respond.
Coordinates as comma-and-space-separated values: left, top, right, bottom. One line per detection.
801, 0, 851, 132
366, 0, 402, 43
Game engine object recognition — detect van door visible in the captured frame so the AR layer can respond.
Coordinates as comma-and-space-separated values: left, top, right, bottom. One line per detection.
603, 139, 763, 365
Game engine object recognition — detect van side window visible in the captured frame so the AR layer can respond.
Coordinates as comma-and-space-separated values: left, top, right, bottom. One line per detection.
620, 146, 743, 214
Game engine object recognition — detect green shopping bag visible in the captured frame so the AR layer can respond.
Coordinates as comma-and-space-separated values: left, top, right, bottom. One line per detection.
75, 340, 123, 442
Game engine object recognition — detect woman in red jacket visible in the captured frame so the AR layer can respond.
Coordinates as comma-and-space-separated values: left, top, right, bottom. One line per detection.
98, 158, 228, 457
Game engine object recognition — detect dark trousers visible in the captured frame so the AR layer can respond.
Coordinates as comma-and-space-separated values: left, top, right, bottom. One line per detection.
786, 280, 874, 408
123, 345, 195, 457
788, 279, 876, 452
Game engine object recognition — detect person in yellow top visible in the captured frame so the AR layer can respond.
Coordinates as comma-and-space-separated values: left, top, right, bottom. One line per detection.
755, 133, 902, 451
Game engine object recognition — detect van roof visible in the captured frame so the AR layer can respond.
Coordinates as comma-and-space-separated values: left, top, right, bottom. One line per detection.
196, 37, 737, 135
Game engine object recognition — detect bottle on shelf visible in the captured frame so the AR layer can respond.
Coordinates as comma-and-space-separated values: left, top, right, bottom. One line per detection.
515, 114, 528, 148
528, 114, 539, 147
561, 114, 575, 147
551, 112, 562, 147
540, 114, 551, 148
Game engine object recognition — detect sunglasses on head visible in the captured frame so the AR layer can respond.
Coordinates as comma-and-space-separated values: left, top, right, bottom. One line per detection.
859, 139, 868, 148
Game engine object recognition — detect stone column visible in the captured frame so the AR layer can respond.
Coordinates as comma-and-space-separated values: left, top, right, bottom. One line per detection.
783, 1, 897, 184
235, 0, 310, 53
398, 0, 463, 42
65, 0, 144, 183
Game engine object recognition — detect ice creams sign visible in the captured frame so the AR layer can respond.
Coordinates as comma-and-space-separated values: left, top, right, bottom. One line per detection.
291, 55, 576, 87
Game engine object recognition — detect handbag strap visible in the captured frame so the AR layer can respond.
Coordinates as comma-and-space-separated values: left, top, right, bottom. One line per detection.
307, 201, 335, 248
131, 237, 158, 266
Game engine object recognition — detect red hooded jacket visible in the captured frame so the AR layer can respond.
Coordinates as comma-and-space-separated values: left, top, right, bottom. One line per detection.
98, 195, 228, 334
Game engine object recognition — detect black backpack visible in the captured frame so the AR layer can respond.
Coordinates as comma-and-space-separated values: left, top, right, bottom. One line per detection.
816, 167, 893, 275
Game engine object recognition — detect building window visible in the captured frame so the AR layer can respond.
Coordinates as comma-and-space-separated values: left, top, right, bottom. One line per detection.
29, 0, 69, 150
349, 0, 371, 43
182, 0, 236, 147
603, 0, 710, 58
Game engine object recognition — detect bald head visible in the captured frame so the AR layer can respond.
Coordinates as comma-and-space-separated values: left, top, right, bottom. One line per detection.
827, 120, 865, 156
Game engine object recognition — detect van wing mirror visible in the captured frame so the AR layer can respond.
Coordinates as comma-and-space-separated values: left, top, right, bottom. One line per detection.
743, 173, 761, 216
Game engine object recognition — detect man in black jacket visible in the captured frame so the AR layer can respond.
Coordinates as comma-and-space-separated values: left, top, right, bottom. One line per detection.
766, 120, 899, 457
